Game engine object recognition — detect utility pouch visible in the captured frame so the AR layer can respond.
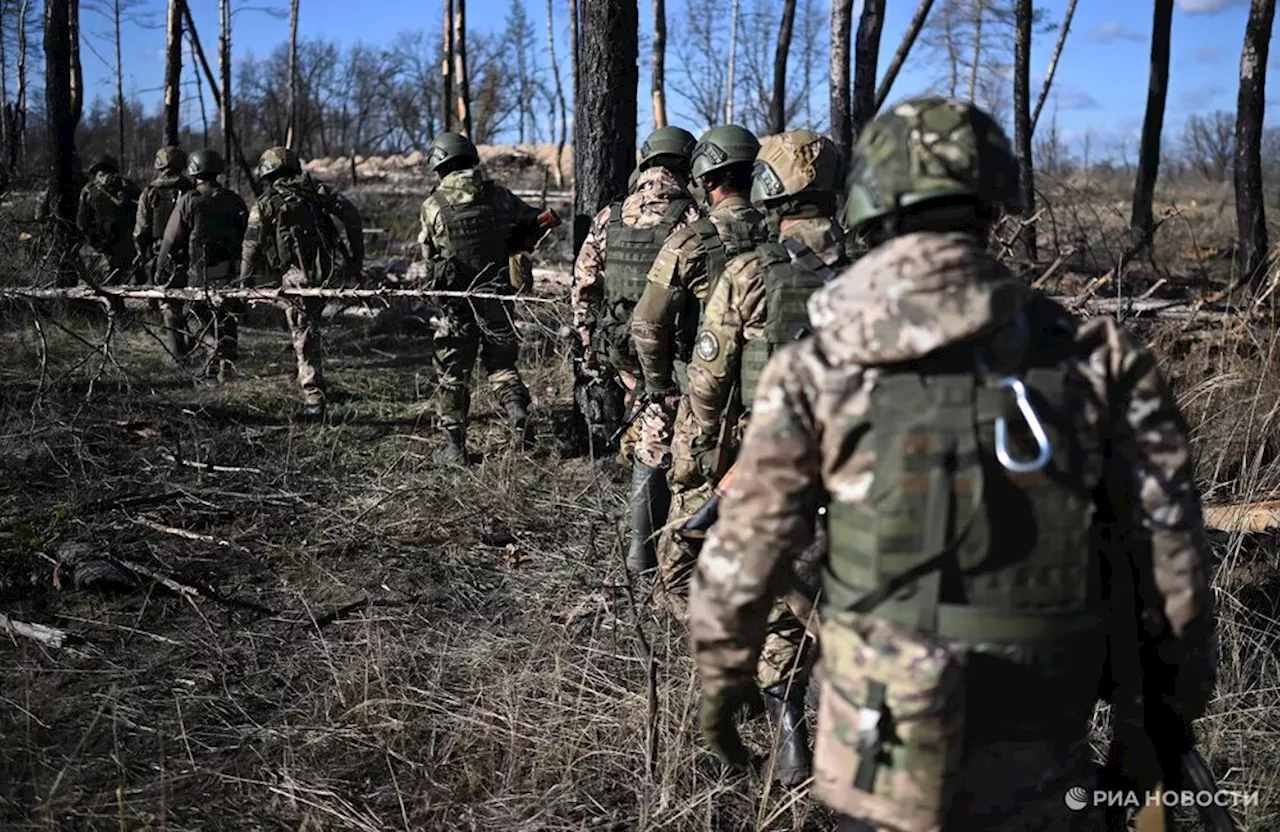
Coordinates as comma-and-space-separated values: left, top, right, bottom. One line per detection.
812, 612, 965, 832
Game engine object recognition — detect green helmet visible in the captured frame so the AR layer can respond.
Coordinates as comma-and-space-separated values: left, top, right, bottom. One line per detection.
426, 131, 479, 172
256, 146, 302, 181
843, 96, 1022, 235
691, 124, 760, 181
750, 129, 841, 206
638, 125, 696, 172
154, 146, 187, 173
88, 154, 119, 175
187, 149, 225, 178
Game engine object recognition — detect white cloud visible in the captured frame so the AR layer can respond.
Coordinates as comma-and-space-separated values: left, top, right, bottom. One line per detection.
1086, 22, 1145, 43
1176, 0, 1248, 13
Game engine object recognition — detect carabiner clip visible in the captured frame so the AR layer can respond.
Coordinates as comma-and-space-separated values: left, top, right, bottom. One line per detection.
993, 377, 1052, 473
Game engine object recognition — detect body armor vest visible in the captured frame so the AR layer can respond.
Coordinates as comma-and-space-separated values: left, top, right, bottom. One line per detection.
430, 187, 511, 287
188, 187, 244, 272
262, 183, 343, 277
739, 238, 832, 404
148, 183, 187, 245
821, 301, 1102, 645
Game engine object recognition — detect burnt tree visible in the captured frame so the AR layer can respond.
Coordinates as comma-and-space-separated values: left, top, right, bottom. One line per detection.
45, 0, 80, 284
1130, 0, 1173, 251
163, 0, 183, 146
830, 0, 852, 162
442, 0, 454, 131
454, 0, 472, 137
875, 0, 935, 111
1236, 0, 1275, 283
1013, 0, 1035, 259
851, 0, 886, 138
651, 0, 667, 129
574, 0, 637, 254
286, 0, 299, 148
769, 0, 797, 134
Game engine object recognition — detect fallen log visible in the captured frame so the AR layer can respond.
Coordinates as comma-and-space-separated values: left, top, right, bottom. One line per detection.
0, 613, 68, 648
1203, 498, 1280, 533
0, 286, 559, 305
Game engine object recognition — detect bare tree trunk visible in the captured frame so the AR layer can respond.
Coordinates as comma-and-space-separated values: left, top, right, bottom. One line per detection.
967, 0, 983, 103
1130, 0, 1173, 251
218, 0, 232, 183
114, 0, 126, 161
1237, 0, 1275, 283
547, 0, 568, 187
851, 0, 885, 139
45, 0, 79, 285
69, 0, 81, 128
286, 0, 299, 149
944, 0, 958, 98
184, 4, 259, 193
875, 0, 935, 111
769, 0, 797, 134
1031, 0, 1077, 133
454, 0, 472, 137
1013, 0, 1035, 260
574, 0, 637, 253
189, 34, 208, 147
651, 0, 666, 129
725, 0, 739, 123
568, 0, 578, 112
0, 6, 9, 179
442, 0, 454, 132
163, 0, 182, 146
16, 0, 28, 168
830, 0, 852, 159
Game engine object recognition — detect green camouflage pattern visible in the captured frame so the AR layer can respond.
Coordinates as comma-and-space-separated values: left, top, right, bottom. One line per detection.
134, 173, 193, 262
750, 130, 841, 205
154, 146, 188, 172
843, 96, 1022, 235
256, 146, 302, 181
691, 125, 760, 181
77, 171, 141, 272
426, 131, 480, 171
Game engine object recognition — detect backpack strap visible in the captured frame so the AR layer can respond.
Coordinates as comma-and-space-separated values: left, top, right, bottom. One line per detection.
781, 237, 839, 284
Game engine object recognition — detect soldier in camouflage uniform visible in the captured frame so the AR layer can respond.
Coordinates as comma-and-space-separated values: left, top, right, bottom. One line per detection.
683, 128, 848, 786
630, 124, 768, 592
418, 131, 559, 464
153, 149, 249, 374
240, 146, 364, 422
689, 98, 1217, 831
134, 146, 192, 281
571, 125, 705, 572
77, 154, 141, 283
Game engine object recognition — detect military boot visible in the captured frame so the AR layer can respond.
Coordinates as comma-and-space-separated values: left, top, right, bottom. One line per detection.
762, 680, 813, 787
298, 399, 326, 424
627, 462, 670, 573
435, 426, 468, 465
504, 397, 533, 448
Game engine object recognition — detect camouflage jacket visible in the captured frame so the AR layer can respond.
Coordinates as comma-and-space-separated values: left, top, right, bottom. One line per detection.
685, 216, 844, 439
417, 166, 543, 267
240, 173, 364, 283
687, 231, 1217, 715
570, 166, 704, 342
154, 183, 249, 279
134, 173, 193, 259
632, 195, 767, 394
76, 171, 141, 251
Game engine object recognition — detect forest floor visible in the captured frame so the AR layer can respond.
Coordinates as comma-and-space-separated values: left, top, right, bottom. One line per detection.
1, 180, 1280, 830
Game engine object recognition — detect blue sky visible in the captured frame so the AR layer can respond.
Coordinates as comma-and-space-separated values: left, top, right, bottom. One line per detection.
80, 0, 1273, 159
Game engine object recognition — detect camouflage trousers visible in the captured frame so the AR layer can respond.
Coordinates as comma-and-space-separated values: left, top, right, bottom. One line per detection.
160, 262, 239, 367
431, 297, 529, 432
282, 267, 326, 405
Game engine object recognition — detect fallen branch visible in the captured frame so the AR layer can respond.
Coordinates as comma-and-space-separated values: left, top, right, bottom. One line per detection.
130, 516, 242, 550
1204, 498, 1280, 533
0, 613, 68, 648
161, 452, 263, 475
0, 286, 559, 305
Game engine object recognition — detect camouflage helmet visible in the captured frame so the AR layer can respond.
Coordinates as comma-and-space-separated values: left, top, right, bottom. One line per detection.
426, 131, 479, 172
843, 96, 1022, 235
256, 146, 302, 181
187, 149, 225, 178
691, 124, 760, 181
638, 125, 696, 172
154, 145, 188, 173
87, 154, 119, 175
750, 129, 841, 206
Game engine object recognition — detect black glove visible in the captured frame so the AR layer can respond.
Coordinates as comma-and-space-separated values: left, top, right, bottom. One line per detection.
699, 684, 764, 770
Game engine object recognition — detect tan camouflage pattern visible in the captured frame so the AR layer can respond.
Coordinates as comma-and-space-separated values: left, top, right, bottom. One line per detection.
687, 230, 1216, 825
751, 130, 842, 203
570, 166, 704, 344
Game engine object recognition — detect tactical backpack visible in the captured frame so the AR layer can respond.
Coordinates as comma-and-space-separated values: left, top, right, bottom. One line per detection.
426, 184, 512, 290
187, 187, 246, 274
265, 182, 345, 280
86, 175, 140, 246
738, 238, 836, 404
811, 297, 1103, 831
597, 196, 695, 372
146, 181, 189, 248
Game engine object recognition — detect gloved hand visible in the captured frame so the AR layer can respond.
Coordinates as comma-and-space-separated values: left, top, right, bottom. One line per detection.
692, 431, 720, 481
537, 208, 562, 231
700, 684, 764, 770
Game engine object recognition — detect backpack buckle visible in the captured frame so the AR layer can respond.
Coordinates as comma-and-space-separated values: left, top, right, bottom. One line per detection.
993, 377, 1052, 473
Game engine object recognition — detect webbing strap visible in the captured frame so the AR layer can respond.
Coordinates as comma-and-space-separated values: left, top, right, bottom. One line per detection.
781, 237, 838, 283
854, 678, 887, 792
914, 440, 953, 636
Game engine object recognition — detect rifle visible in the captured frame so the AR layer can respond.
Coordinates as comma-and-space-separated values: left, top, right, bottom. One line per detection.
1098, 522, 1237, 832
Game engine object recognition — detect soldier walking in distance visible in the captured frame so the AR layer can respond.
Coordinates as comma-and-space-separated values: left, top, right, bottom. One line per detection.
240, 146, 364, 422
631, 124, 768, 599
689, 98, 1217, 830
572, 125, 705, 572
135, 146, 193, 283
153, 149, 248, 375
683, 129, 847, 787
77, 154, 141, 283
417, 131, 560, 464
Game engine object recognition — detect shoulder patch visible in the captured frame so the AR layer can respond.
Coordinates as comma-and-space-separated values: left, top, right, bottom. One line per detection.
695, 330, 720, 362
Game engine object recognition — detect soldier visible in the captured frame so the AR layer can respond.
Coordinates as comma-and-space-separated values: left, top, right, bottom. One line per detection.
688, 98, 1217, 830
76, 154, 141, 283
134, 146, 193, 281
153, 149, 248, 375
240, 146, 364, 422
630, 124, 768, 584
418, 131, 560, 464
681, 128, 848, 786
571, 125, 704, 572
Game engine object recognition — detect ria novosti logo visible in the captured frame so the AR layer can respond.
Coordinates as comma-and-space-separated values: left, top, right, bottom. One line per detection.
1064, 787, 1259, 811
